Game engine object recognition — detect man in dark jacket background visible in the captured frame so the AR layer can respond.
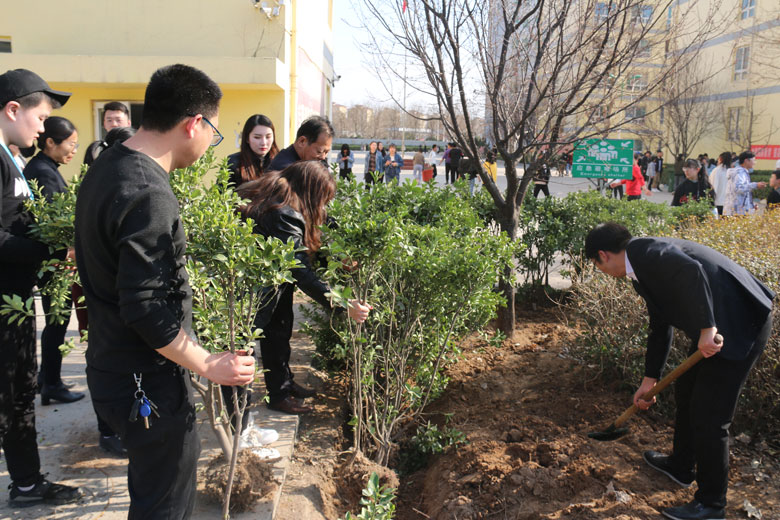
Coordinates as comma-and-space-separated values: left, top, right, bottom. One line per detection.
585, 222, 774, 520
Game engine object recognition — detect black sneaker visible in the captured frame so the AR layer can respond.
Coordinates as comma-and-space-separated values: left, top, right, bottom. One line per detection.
662, 500, 725, 520
643, 450, 695, 487
8, 476, 82, 506
99, 434, 128, 457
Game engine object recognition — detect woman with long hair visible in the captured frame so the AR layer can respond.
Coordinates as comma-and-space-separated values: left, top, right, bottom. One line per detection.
708, 152, 731, 215
23, 116, 84, 405
227, 114, 279, 187
338, 143, 354, 180
237, 161, 370, 414
672, 158, 714, 207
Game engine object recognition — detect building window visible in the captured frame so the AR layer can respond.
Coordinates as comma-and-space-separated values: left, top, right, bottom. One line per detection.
666, 6, 673, 30
632, 5, 653, 24
734, 46, 750, 80
593, 105, 606, 121
727, 107, 742, 140
740, 0, 756, 19
93, 101, 143, 140
625, 106, 646, 123
634, 139, 644, 153
0, 36, 11, 53
595, 2, 609, 23
660, 106, 665, 125
627, 74, 648, 93
637, 40, 651, 58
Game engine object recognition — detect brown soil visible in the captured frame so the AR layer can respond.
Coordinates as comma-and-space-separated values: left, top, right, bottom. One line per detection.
202, 451, 277, 513
396, 312, 780, 519
280, 312, 780, 520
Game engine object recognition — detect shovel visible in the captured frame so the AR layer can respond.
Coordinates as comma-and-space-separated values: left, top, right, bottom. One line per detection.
588, 334, 722, 442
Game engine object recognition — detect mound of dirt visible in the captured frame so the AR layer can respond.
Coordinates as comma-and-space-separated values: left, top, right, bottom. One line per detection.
334, 451, 400, 515
203, 450, 277, 513
396, 312, 780, 519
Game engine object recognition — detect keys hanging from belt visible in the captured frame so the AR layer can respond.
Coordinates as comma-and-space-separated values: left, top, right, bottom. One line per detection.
128, 373, 160, 429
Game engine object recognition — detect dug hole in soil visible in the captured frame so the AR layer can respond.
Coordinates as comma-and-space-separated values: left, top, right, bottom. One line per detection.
203, 451, 278, 513
288, 311, 780, 520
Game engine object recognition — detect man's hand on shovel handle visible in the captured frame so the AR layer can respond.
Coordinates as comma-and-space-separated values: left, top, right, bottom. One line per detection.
633, 377, 658, 410
698, 327, 723, 358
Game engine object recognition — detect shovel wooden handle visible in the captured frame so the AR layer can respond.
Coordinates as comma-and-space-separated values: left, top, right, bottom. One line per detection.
611, 334, 722, 429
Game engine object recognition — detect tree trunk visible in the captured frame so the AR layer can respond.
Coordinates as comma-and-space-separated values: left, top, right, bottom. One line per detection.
496, 204, 519, 335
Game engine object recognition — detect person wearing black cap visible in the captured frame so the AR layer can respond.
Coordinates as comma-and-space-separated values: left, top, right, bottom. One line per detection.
0, 68, 82, 506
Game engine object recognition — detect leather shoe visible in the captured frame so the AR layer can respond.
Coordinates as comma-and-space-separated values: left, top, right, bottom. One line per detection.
268, 396, 312, 415
662, 500, 725, 520
290, 382, 316, 398
643, 450, 694, 487
99, 435, 128, 457
40, 383, 85, 405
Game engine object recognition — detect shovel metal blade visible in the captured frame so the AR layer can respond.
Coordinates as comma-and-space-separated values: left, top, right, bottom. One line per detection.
587, 425, 630, 441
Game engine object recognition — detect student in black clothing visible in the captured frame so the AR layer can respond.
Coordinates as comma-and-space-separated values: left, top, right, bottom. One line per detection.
585, 223, 773, 520
74, 64, 255, 519
237, 161, 371, 415
766, 170, 780, 207
268, 116, 333, 172
338, 143, 354, 180
672, 158, 713, 207
226, 114, 278, 188
449, 143, 463, 182
23, 116, 85, 406
0, 68, 82, 507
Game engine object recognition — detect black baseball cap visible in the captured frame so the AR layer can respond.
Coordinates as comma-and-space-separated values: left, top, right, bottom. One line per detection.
0, 69, 71, 107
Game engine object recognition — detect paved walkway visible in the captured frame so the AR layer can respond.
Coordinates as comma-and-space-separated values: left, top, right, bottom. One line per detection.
0, 300, 312, 519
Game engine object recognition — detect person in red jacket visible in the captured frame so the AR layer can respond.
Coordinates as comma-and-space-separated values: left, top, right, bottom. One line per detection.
610, 153, 651, 201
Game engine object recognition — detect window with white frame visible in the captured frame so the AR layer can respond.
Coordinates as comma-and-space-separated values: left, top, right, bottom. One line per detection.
637, 40, 651, 58
595, 2, 609, 23
632, 5, 653, 24
734, 46, 750, 80
92, 101, 142, 140
0, 36, 10, 53
740, 0, 755, 20
727, 107, 742, 141
625, 106, 646, 123
659, 106, 665, 125
627, 74, 648, 92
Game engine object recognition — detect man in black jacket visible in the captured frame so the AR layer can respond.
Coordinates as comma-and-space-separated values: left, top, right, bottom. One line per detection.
0, 68, 82, 506
75, 64, 255, 518
585, 223, 774, 520
268, 115, 333, 171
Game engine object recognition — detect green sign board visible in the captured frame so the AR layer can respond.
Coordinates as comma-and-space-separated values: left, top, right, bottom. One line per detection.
572, 139, 634, 179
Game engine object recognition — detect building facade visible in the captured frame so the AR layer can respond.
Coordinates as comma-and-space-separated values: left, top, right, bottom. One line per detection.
0, 0, 336, 179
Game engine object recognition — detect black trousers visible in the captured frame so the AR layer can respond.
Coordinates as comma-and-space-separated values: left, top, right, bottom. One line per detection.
445, 163, 456, 184
0, 289, 42, 487
533, 184, 550, 198
671, 314, 772, 508
339, 168, 353, 181
39, 292, 71, 386
611, 185, 623, 199
258, 284, 296, 405
364, 171, 383, 189
627, 194, 641, 201
88, 365, 200, 520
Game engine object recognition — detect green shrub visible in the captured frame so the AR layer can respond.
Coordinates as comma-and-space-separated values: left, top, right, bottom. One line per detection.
342, 472, 396, 520
569, 211, 780, 435
308, 179, 513, 465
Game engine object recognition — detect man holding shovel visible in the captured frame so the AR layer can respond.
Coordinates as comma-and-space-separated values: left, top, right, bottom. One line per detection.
584, 223, 774, 520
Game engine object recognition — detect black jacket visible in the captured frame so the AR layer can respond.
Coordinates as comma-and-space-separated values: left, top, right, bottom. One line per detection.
0, 147, 51, 293
24, 152, 67, 201
226, 152, 269, 188
268, 145, 300, 172
250, 205, 338, 328
626, 237, 774, 378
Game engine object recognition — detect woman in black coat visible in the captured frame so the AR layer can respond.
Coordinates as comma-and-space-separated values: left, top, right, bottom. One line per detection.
23, 116, 85, 405
237, 161, 370, 415
227, 114, 279, 188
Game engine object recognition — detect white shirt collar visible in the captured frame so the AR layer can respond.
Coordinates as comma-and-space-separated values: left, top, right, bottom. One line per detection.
624, 251, 637, 281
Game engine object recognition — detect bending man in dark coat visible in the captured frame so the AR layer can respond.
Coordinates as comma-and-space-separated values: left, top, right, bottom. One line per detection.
584, 222, 774, 520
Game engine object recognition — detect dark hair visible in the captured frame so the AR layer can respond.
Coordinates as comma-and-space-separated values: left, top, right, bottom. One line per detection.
14, 91, 62, 110
238, 160, 336, 254
237, 114, 279, 183
296, 116, 334, 144
140, 64, 222, 132
486, 151, 496, 163
684, 158, 700, 170
104, 126, 136, 147
717, 151, 731, 166
37, 116, 76, 151
585, 222, 633, 260
432, 144, 439, 151
340, 143, 350, 156
633, 152, 642, 161
737, 151, 755, 164
771, 170, 780, 180
103, 101, 130, 119
388, 143, 397, 149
